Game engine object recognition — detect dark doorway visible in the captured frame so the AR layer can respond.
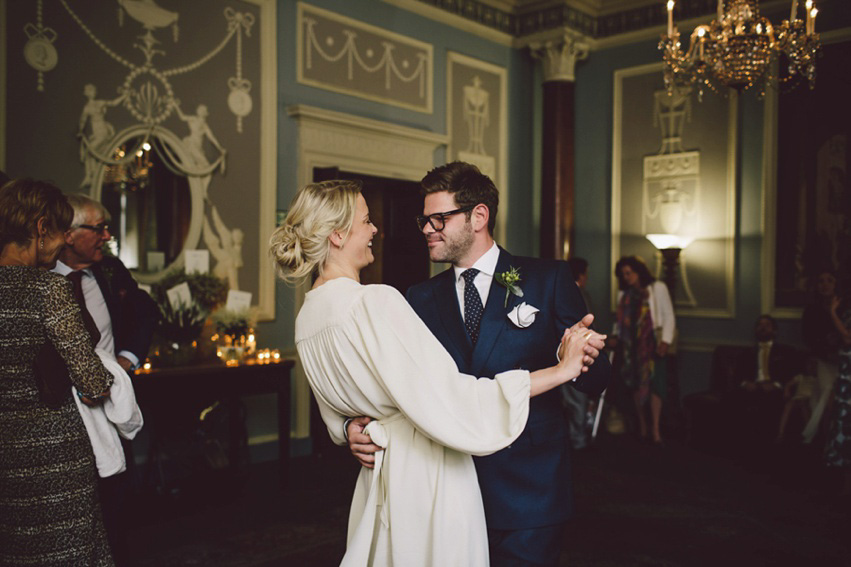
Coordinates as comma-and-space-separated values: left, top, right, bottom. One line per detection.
312, 167, 430, 295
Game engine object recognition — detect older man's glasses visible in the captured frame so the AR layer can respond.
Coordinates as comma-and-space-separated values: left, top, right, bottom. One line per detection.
76, 222, 110, 235
415, 205, 475, 232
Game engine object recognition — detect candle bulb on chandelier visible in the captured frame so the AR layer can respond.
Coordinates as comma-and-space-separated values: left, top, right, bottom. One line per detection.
790, 0, 798, 21
805, 0, 813, 33
809, 7, 817, 34
667, 0, 674, 37
717, 0, 724, 22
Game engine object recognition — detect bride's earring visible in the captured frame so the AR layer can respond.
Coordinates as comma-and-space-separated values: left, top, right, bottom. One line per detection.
39, 237, 44, 250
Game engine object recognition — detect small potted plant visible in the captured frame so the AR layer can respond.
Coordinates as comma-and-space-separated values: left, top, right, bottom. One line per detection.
154, 299, 208, 366
150, 269, 229, 366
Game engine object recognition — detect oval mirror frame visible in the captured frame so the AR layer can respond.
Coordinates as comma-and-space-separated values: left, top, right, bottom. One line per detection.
90, 125, 205, 284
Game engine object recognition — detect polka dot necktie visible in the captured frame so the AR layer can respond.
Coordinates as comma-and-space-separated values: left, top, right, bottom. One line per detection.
462, 268, 484, 345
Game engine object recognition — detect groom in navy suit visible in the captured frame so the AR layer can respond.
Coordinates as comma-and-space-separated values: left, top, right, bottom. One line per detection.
348, 162, 610, 565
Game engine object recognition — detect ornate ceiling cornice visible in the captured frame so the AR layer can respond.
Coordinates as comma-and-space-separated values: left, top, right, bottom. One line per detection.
403, 0, 804, 44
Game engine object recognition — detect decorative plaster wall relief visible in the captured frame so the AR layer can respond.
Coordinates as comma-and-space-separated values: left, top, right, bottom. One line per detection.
297, 3, 433, 113
642, 86, 701, 306
7, 0, 277, 319
23, 0, 58, 91
612, 63, 736, 318
447, 52, 507, 241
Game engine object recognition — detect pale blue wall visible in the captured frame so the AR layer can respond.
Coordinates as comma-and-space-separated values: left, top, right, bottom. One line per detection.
259, 0, 537, 350
572, 37, 800, 396
253, 0, 538, 457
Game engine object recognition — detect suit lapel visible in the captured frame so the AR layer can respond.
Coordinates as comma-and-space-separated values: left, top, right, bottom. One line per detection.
433, 269, 473, 366
90, 263, 118, 329
470, 249, 515, 375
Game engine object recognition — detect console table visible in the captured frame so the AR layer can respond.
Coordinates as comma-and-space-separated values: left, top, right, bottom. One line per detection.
132, 359, 294, 488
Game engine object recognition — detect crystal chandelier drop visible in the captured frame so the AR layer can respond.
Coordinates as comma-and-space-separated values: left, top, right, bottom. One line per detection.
660, 0, 820, 97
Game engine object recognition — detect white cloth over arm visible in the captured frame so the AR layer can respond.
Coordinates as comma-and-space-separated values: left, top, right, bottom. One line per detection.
295, 278, 530, 567
72, 349, 144, 478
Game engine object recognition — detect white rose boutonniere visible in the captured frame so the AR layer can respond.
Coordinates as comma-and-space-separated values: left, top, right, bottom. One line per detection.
507, 302, 540, 328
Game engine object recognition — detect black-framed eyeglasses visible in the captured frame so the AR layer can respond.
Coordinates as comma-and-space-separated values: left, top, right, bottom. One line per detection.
76, 222, 110, 234
415, 205, 476, 232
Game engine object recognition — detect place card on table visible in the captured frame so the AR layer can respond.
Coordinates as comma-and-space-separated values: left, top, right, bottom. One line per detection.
184, 249, 210, 275
226, 289, 252, 312
166, 282, 193, 310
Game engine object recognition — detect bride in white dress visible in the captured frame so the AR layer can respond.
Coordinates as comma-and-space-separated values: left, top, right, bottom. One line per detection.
269, 180, 605, 567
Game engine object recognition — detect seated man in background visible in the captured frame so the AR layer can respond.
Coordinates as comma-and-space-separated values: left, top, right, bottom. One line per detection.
733, 314, 800, 447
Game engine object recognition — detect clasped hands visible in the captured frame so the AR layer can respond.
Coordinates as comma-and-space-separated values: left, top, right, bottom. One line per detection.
558, 313, 607, 376
346, 314, 606, 469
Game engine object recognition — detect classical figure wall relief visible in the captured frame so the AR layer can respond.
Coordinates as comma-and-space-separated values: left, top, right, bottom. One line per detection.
18, 0, 257, 283
204, 205, 244, 291
173, 101, 227, 199
78, 84, 129, 188
462, 76, 490, 156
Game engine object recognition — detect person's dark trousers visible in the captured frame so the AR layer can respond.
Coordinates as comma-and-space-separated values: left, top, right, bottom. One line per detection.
97, 471, 130, 566
488, 524, 565, 566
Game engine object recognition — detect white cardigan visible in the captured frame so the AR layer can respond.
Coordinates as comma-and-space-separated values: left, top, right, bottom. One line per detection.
615, 281, 676, 345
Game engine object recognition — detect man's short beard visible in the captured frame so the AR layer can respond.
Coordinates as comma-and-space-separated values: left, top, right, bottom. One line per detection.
430, 220, 474, 265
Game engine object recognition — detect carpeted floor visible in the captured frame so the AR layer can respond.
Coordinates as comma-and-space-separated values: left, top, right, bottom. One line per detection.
124, 434, 851, 566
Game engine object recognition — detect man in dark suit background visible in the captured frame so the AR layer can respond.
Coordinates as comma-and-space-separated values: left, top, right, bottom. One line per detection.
348, 162, 610, 566
54, 194, 158, 373
733, 314, 800, 447
53, 193, 158, 564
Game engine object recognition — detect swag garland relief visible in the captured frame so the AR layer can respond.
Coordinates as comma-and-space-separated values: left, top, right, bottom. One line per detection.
297, 3, 433, 113
18, 0, 268, 305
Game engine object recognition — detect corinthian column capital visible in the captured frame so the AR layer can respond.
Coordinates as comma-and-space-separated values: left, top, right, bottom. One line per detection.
529, 34, 590, 83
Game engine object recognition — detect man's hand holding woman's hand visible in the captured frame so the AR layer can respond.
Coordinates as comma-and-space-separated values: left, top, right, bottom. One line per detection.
558, 313, 607, 379
346, 416, 381, 469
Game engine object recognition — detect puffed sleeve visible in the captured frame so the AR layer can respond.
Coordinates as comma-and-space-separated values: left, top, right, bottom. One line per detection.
312, 382, 349, 446
346, 285, 530, 457
42, 274, 113, 398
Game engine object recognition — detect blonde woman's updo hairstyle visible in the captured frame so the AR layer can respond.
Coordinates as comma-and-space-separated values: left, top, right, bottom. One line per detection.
269, 179, 363, 284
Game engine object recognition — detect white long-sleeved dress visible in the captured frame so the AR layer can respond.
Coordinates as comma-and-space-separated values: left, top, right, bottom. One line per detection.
295, 278, 530, 567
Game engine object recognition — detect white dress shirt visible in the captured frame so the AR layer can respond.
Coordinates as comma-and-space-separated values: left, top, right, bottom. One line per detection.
54, 260, 139, 366
757, 340, 773, 383
453, 242, 500, 322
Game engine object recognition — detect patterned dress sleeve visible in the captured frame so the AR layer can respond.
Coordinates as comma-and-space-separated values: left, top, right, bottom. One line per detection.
42, 274, 113, 398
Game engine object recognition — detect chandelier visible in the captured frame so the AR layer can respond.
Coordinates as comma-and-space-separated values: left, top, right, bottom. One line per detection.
660, 0, 820, 97
103, 142, 153, 193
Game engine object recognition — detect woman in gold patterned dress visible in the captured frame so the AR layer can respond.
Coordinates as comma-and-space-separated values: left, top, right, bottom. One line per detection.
0, 179, 114, 566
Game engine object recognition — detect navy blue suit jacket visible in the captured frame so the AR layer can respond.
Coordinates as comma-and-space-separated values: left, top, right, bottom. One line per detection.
406, 248, 610, 530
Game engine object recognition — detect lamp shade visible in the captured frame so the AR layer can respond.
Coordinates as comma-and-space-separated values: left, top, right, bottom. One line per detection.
646, 233, 694, 250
